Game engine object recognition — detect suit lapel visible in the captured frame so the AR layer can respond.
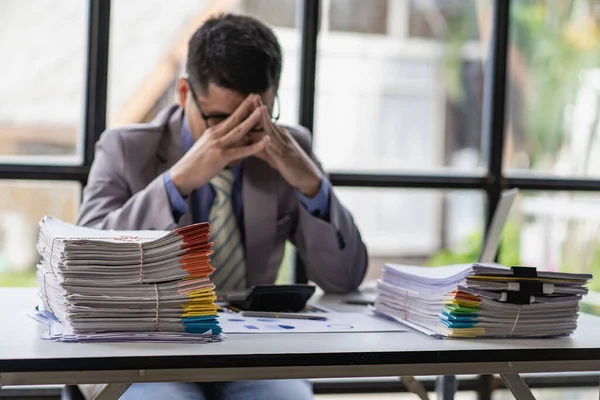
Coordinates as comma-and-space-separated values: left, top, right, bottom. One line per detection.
154, 106, 193, 227
243, 157, 277, 283
156, 107, 184, 176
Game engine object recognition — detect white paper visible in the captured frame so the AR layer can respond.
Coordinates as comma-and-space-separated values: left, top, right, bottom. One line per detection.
374, 262, 590, 338
35, 216, 220, 337
218, 312, 406, 334
31, 310, 223, 343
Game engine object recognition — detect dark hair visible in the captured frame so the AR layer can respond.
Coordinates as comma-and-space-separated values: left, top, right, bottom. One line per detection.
186, 14, 282, 95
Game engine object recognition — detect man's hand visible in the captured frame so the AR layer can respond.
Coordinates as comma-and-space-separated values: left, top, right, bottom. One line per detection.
169, 95, 269, 196
255, 99, 323, 197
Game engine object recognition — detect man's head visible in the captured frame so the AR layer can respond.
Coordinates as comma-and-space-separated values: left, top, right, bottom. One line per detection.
178, 14, 282, 140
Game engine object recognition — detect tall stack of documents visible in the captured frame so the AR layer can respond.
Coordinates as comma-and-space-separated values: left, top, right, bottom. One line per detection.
374, 263, 592, 338
33, 216, 223, 342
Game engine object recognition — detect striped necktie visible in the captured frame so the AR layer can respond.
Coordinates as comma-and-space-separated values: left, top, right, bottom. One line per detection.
208, 169, 246, 290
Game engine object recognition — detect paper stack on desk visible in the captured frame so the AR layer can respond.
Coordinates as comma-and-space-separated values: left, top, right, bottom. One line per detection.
374, 263, 592, 338
33, 216, 223, 343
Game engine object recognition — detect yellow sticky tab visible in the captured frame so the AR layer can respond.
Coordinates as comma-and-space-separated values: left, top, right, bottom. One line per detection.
184, 306, 218, 312
446, 327, 486, 338
455, 300, 480, 308
187, 290, 216, 298
181, 311, 217, 317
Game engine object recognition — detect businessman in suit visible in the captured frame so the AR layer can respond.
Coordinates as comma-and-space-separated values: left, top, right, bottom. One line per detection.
77, 13, 367, 400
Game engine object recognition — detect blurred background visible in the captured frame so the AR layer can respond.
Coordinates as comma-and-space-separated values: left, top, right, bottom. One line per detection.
3, 0, 600, 398
2, 0, 600, 290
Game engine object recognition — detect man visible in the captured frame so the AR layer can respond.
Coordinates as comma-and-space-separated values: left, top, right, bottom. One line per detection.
77, 13, 367, 400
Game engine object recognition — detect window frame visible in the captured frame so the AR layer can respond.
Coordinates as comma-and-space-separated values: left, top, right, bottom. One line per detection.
1, 0, 599, 395
1, 0, 599, 269
0, 0, 109, 184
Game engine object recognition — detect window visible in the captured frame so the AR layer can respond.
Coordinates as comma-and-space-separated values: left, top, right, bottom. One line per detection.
337, 188, 485, 280
2, 0, 600, 396
0, 0, 89, 289
107, 0, 301, 128
0, 0, 87, 163
329, 0, 388, 34
241, 0, 298, 28
409, 0, 481, 40
314, 0, 488, 174
0, 181, 81, 286
501, 191, 600, 284
505, 0, 600, 177
0, 0, 598, 296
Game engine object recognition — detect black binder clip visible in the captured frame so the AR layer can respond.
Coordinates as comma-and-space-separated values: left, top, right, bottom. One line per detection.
505, 291, 533, 305
518, 280, 544, 295
511, 265, 538, 278
504, 266, 540, 304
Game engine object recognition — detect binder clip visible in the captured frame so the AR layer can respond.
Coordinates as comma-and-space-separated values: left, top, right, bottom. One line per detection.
503, 291, 533, 305
503, 266, 540, 304
511, 265, 537, 278
517, 280, 544, 295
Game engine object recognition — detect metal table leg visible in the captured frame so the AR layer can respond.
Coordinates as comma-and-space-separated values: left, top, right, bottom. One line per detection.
476, 374, 494, 400
93, 383, 131, 400
436, 375, 457, 400
499, 374, 536, 400
401, 376, 429, 400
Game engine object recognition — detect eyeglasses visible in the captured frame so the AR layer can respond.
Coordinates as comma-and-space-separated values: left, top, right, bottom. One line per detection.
186, 77, 280, 128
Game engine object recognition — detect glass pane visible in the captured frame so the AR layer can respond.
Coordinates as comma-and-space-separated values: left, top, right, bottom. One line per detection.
0, 181, 81, 287
500, 191, 600, 302
409, 0, 480, 40
505, 1, 600, 177
0, 0, 86, 163
329, 0, 388, 34
314, 0, 489, 173
242, 0, 297, 28
107, 0, 300, 128
335, 188, 485, 281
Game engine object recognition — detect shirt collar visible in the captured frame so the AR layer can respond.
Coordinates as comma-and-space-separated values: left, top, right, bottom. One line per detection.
180, 116, 243, 181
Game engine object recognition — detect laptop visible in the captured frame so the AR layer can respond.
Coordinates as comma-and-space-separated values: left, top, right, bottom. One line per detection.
478, 188, 519, 263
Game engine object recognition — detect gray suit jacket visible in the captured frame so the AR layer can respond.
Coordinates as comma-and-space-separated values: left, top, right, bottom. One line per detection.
77, 104, 368, 293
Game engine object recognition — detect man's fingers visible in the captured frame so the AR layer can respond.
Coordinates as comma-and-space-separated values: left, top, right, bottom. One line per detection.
254, 148, 276, 169
231, 131, 264, 147
260, 107, 286, 148
213, 94, 258, 136
267, 140, 283, 157
218, 106, 263, 147
246, 131, 266, 144
224, 136, 269, 161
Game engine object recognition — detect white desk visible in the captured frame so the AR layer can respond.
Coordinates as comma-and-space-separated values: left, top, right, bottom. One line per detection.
2, 288, 600, 400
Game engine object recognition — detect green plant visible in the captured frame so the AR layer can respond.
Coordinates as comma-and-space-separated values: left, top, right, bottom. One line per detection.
442, 2, 479, 104
497, 221, 521, 267
511, 0, 600, 166
427, 230, 483, 266
442, 1, 600, 168
426, 222, 521, 267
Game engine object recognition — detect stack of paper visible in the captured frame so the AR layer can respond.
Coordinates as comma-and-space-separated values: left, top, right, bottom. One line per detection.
374, 263, 592, 338
34, 216, 223, 342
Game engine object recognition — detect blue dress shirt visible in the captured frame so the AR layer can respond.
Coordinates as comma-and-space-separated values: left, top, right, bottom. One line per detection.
163, 117, 331, 228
